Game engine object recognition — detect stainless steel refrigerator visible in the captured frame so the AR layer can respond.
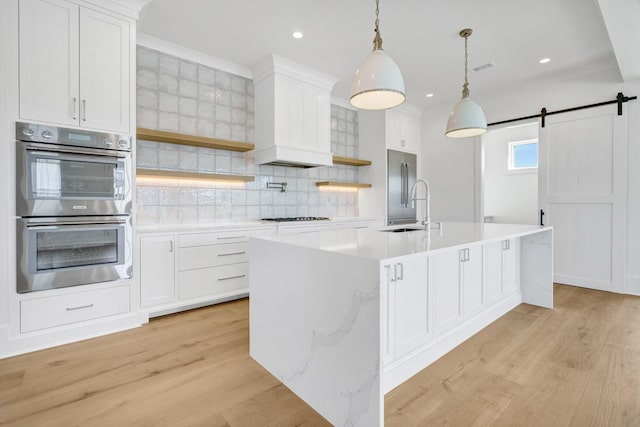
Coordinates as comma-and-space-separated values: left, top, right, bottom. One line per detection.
387, 149, 417, 225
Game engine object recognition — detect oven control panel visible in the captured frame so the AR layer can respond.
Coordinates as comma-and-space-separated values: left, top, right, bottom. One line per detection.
16, 122, 131, 152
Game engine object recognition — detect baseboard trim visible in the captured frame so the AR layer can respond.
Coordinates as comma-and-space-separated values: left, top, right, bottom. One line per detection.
2, 312, 147, 359
626, 275, 640, 296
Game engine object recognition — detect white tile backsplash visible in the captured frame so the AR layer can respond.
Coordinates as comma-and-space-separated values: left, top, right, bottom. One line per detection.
136, 46, 359, 225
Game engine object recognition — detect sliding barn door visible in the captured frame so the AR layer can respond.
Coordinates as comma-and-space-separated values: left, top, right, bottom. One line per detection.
538, 104, 627, 293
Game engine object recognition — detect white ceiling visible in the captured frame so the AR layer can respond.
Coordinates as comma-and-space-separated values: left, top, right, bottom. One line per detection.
138, 0, 626, 110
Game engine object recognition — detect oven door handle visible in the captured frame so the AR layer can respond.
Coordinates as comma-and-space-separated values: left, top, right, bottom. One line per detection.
24, 218, 129, 228
23, 142, 129, 158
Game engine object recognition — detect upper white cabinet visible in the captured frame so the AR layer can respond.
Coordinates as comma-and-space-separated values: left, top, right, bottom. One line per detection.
19, 0, 130, 133
386, 110, 421, 153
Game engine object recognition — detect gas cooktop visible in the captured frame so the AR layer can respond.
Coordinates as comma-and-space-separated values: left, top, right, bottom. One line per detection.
261, 217, 331, 222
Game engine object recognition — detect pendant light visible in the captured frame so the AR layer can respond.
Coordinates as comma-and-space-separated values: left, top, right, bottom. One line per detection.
350, 0, 406, 110
445, 28, 488, 138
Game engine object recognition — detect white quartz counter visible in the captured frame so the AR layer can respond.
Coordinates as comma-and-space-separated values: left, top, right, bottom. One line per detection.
255, 221, 552, 260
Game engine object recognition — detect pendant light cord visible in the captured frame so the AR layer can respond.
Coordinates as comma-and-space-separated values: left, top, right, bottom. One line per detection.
463, 35, 469, 97
373, 0, 383, 50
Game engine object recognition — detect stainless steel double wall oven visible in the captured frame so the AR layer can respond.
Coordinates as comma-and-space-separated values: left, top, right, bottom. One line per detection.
16, 122, 133, 293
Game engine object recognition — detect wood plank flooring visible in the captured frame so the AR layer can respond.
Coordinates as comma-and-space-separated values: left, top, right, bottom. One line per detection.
1, 284, 639, 426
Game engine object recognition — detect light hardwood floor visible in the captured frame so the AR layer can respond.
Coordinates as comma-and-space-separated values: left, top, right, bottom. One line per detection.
1, 284, 639, 426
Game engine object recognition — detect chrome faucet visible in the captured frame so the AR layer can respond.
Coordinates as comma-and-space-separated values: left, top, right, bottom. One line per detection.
411, 179, 431, 230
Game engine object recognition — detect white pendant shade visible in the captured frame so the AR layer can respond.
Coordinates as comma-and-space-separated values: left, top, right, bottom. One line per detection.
445, 96, 488, 138
350, 50, 406, 110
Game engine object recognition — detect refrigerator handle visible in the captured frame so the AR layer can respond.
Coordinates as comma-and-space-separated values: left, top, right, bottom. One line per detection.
400, 161, 405, 207
404, 162, 409, 207
403, 162, 408, 207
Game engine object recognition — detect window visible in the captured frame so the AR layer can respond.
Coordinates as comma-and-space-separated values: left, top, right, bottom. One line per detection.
508, 139, 538, 170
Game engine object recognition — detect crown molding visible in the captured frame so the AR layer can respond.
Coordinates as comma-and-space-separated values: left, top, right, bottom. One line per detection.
136, 33, 253, 79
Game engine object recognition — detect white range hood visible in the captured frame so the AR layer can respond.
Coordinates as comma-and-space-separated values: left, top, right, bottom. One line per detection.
253, 55, 338, 168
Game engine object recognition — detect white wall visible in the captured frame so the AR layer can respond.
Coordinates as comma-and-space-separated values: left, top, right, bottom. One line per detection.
421, 59, 640, 294
482, 123, 538, 224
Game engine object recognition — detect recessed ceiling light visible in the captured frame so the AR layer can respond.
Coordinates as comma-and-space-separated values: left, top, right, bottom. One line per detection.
539, 58, 551, 64
426, 93, 434, 98
292, 31, 303, 39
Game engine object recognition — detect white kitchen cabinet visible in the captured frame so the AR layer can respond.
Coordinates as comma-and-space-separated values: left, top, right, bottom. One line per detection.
138, 226, 276, 316
21, 285, 130, 333
386, 110, 421, 153
78, 7, 130, 132
484, 238, 519, 305
383, 256, 430, 365
19, 0, 130, 133
462, 246, 484, 318
433, 245, 483, 335
140, 235, 175, 308
433, 250, 463, 335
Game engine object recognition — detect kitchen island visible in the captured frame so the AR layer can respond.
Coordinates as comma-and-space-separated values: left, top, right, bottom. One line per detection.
249, 222, 553, 426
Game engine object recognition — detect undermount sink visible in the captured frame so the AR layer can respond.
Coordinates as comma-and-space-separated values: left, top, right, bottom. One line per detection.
380, 227, 425, 233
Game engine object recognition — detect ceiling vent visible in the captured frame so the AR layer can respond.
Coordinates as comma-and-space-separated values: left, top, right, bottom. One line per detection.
471, 62, 496, 73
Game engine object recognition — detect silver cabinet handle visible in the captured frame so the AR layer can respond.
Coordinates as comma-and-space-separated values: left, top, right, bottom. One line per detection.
218, 274, 246, 281
169, 240, 173, 252
502, 239, 510, 250
66, 304, 94, 311
217, 251, 246, 257
82, 99, 87, 122
72, 97, 77, 120
460, 249, 466, 263
217, 236, 246, 240
353, 226, 368, 229
397, 262, 404, 281
466, 248, 470, 261
390, 264, 397, 282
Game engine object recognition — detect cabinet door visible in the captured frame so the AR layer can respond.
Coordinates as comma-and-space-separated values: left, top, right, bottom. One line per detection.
433, 251, 462, 336
381, 264, 396, 366
19, 0, 80, 126
394, 257, 430, 358
462, 246, 484, 318
402, 115, 421, 153
79, 8, 130, 132
386, 111, 404, 151
502, 238, 519, 295
484, 241, 504, 305
140, 235, 175, 307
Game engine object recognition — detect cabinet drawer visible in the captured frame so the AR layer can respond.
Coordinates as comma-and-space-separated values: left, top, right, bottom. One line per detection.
179, 242, 249, 271
179, 228, 275, 247
21, 285, 130, 333
179, 263, 249, 300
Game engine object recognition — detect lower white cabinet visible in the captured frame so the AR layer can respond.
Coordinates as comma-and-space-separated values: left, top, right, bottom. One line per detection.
462, 246, 484, 318
484, 238, 518, 305
140, 235, 175, 308
21, 285, 130, 333
383, 256, 430, 365
432, 244, 484, 336
179, 263, 248, 300
138, 226, 275, 315
433, 250, 463, 336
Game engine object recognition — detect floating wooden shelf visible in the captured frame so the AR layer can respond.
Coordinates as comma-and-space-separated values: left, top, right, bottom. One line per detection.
315, 181, 372, 188
136, 128, 255, 152
137, 168, 255, 182
332, 156, 372, 167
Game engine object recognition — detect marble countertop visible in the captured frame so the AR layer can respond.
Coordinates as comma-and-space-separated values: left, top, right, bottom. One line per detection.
254, 221, 552, 260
